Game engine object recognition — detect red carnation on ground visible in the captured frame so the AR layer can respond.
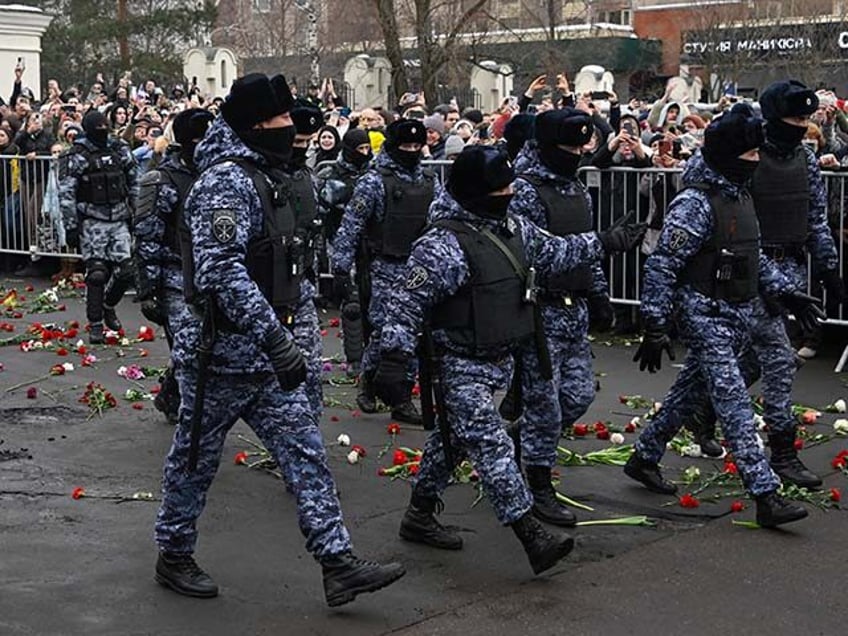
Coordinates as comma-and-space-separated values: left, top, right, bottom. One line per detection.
131, 403, 143, 410
71, 487, 85, 500
830, 487, 841, 503
624, 422, 637, 433
724, 461, 738, 475
572, 423, 588, 436
351, 444, 366, 458
593, 421, 607, 432
26, 387, 37, 399
24, 284, 34, 292
411, 383, 421, 397
409, 463, 420, 475
328, 317, 340, 328
65, 328, 78, 339
330, 415, 339, 422
137, 326, 155, 342
596, 429, 610, 441
387, 422, 401, 435
793, 438, 804, 451
56, 347, 68, 356
392, 449, 407, 466
234, 451, 249, 465
679, 493, 700, 508
730, 500, 745, 513
831, 457, 846, 470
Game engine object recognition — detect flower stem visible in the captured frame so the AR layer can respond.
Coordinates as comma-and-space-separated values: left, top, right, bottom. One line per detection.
554, 490, 595, 512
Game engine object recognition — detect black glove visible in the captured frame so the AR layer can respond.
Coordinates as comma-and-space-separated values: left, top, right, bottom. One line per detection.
140, 298, 167, 326
597, 222, 648, 254
587, 294, 615, 332
632, 323, 675, 373
373, 351, 410, 406
821, 269, 845, 313
264, 327, 307, 391
782, 291, 827, 333
65, 227, 79, 250
333, 272, 352, 304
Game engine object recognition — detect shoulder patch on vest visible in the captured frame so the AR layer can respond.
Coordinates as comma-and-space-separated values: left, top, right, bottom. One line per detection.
405, 265, 430, 290
668, 228, 689, 251
211, 209, 237, 244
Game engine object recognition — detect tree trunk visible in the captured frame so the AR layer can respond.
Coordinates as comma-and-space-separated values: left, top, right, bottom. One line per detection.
373, 0, 409, 103
117, 0, 130, 69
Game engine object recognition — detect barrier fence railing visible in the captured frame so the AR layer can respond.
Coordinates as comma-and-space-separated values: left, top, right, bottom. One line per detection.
3, 157, 847, 366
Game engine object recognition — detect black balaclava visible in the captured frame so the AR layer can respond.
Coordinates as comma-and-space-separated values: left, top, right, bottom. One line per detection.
342, 128, 371, 169
172, 108, 214, 168
82, 111, 109, 148
222, 73, 296, 167
760, 79, 818, 152
448, 145, 515, 221
701, 103, 765, 186
384, 119, 427, 171
534, 108, 593, 178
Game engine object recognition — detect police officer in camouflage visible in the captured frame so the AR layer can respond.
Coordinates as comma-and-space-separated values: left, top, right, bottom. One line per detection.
685, 81, 842, 488
316, 129, 373, 377
59, 110, 137, 344
283, 102, 325, 418
373, 145, 645, 575
332, 119, 439, 425
509, 108, 615, 527
133, 108, 214, 423
625, 104, 824, 528
153, 73, 404, 606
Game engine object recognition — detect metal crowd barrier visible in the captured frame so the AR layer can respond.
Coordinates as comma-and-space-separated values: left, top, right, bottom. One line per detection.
0, 154, 79, 261
578, 165, 848, 372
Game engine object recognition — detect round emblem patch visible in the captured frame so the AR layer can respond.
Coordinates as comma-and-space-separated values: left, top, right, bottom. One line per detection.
405, 265, 429, 290
668, 228, 689, 251
212, 209, 237, 243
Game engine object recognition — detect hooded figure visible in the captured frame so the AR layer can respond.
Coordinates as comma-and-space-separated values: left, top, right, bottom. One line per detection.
82, 110, 110, 148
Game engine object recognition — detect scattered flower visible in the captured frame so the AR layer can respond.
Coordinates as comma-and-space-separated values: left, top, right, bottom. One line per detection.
61, 362, 74, 372
609, 432, 625, 445
411, 383, 421, 397
793, 438, 804, 451
81, 354, 97, 367
593, 421, 607, 432
830, 487, 841, 503
834, 419, 848, 435
351, 444, 366, 458
322, 361, 333, 373
392, 449, 407, 466
409, 463, 420, 475
320, 329, 328, 337
131, 403, 143, 410
350, 409, 362, 418
137, 325, 155, 342
117, 364, 145, 380
801, 410, 819, 424
328, 317, 340, 328
831, 457, 846, 470
346, 450, 360, 464
834, 399, 846, 413
682, 466, 701, 483
730, 500, 745, 513
56, 347, 69, 356
336, 434, 351, 446
681, 444, 703, 458
387, 422, 401, 436
596, 429, 610, 441
330, 415, 340, 422
26, 386, 37, 399
234, 451, 249, 465
572, 423, 589, 436
679, 493, 700, 508
49, 364, 66, 376
71, 487, 85, 500
724, 461, 739, 475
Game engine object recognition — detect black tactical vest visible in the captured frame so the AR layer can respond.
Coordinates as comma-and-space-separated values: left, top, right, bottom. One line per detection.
182, 158, 302, 316
519, 174, 593, 294
679, 183, 760, 303
286, 168, 320, 278
76, 144, 128, 212
431, 219, 536, 352
750, 146, 809, 248
159, 163, 196, 253
366, 167, 435, 258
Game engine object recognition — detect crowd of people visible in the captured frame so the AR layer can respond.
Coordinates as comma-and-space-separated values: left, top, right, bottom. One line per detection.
1, 62, 846, 608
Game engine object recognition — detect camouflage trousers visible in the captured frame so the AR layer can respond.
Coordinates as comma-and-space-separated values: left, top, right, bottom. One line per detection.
412, 353, 533, 524
291, 297, 324, 420
79, 218, 131, 263
634, 309, 780, 496
519, 327, 594, 468
154, 365, 352, 557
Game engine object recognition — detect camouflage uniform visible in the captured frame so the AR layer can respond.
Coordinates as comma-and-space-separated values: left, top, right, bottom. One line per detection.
633, 153, 795, 496
509, 144, 608, 468
379, 188, 607, 523
154, 115, 352, 558
59, 134, 137, 330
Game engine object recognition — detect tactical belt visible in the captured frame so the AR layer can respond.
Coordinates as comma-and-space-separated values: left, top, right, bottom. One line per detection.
761, 245, 806, 261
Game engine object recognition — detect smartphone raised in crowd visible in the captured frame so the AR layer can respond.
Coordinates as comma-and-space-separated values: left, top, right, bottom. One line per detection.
590, 91, 609, 100
658, 139, 673, 156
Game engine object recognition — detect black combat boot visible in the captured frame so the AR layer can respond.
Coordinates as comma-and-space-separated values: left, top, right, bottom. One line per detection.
623, 452, 678, 494
685, 401, 724, 457
511, 512, 574, 575
356, 371, 377, 413
391, 399, 423, 426
768, 431, 822, 489
89, 323, 105, 345
102, 305, 122, 332
155, 552, 219, 598
755, 491, 808, 528
399, 492, 463, 550
526, 465, 577, 527
321, 552, 406, 607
